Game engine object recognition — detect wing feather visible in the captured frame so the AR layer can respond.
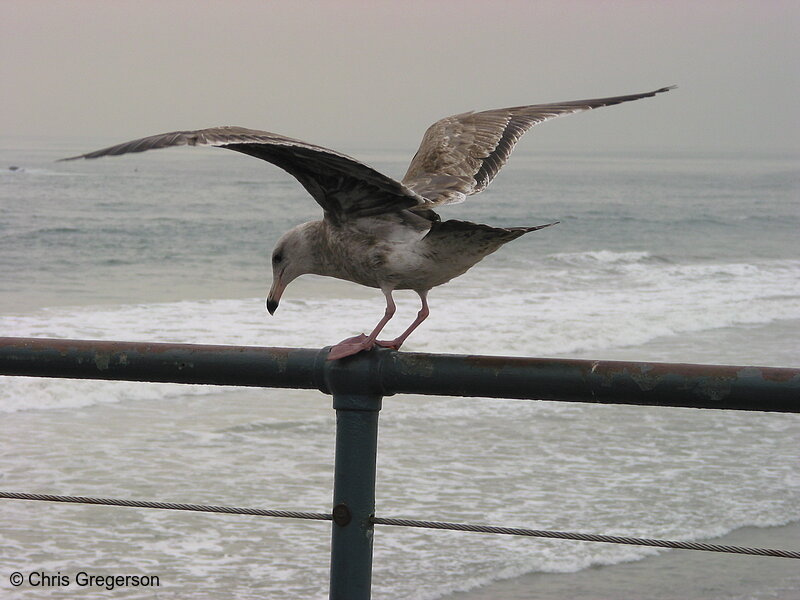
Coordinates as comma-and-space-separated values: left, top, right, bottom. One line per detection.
402, 86, 675, 206
61, 126, 427, 221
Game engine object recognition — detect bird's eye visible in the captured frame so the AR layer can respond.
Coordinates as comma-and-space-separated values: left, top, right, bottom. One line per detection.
272, 253, 283, 264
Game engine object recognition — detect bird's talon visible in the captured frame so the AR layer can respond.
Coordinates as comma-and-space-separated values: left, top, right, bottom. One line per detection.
327, 335, 375, 360
375, 339, 402, 350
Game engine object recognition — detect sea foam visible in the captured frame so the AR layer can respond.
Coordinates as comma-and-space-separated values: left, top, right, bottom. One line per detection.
1, 254, 797, 413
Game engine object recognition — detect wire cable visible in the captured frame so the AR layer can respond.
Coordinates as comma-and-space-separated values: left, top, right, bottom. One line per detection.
2, 491, 798, 559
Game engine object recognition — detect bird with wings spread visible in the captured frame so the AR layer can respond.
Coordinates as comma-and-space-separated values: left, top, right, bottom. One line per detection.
62, 86, 674, 360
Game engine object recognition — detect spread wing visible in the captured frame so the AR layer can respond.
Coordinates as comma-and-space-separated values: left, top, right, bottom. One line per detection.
402, 86, 675, 206
60, 126, 428, 221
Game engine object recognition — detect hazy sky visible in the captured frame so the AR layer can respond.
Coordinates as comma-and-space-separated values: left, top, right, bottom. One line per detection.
2, 1, 799, 153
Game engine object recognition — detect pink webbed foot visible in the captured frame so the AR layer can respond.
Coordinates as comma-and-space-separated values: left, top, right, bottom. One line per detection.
327, 334, 375, 361
374, 338, 403, 351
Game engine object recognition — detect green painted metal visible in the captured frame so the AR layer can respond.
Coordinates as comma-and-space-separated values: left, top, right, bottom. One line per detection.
328, 392, 381, 599
324, 353, 383, 599
0, 337, 797, 412
1, 336, 799, 598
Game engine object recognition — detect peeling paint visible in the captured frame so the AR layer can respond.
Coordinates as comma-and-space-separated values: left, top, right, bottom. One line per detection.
739, 366, 799, 384
626, 367, 661, 392
271, 348, 291, 373
398, 354, 435, 377
93, 352, 111, 371
1, 338, 798, 412
697, 377, 732, 402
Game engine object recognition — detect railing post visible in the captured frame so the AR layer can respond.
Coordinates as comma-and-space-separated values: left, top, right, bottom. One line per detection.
322, 349, 387, 600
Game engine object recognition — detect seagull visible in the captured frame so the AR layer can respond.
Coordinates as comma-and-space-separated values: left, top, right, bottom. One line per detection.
62, 86, 674, 360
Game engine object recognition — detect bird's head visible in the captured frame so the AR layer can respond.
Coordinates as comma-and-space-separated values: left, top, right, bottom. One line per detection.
266, 222, 321, 315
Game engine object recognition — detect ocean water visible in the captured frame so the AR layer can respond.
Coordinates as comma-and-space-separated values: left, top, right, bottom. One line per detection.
0, 136, 799, 598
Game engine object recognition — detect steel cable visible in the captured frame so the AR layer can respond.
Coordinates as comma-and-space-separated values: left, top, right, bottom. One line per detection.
2, 491, 798, 559
0, 491, 331, 521
370, 517, 800, 559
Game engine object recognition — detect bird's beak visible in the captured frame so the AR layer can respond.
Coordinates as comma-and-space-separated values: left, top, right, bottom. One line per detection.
267, 272, 285, 315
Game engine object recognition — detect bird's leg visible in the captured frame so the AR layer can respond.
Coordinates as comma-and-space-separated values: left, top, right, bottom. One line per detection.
327, 290, 397, 360
376, 291, 429, 351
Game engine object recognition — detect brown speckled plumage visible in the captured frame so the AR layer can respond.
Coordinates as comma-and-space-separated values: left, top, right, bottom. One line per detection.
62, 86, 674, 358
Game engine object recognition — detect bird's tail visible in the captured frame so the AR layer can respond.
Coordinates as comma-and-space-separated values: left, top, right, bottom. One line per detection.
512, 221, 560, 234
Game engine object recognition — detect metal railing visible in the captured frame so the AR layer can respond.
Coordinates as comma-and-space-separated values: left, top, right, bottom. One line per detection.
1, 336, 799, 598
